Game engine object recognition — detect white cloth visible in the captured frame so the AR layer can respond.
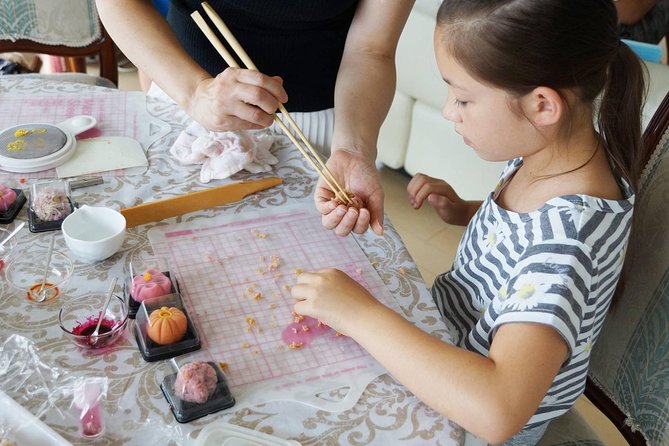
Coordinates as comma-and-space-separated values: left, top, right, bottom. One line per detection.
169, 122, 277, 183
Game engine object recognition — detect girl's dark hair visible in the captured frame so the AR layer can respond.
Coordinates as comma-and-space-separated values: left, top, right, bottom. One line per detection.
436, 0, 648, 192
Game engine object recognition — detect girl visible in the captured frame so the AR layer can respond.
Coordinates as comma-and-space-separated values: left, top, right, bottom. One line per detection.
291, 0, 647, 444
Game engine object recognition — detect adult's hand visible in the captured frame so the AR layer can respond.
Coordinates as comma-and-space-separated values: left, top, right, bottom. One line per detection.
188, 67, 288, 132
315, 149, 384, 236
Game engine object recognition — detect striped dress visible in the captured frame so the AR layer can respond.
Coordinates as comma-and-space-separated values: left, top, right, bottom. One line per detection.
432, 158, 634, 428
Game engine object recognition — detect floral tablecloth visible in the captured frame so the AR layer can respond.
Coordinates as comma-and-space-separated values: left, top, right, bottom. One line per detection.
0, 77, 464, 446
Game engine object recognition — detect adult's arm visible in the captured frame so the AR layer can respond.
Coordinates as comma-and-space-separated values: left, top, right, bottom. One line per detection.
95, 0, 288, 131
317, 0, 415, 236
615, 0, 657, 25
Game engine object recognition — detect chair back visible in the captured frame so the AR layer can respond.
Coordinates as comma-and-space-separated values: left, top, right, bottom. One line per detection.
0, 0, 117, 86
585, 91, 669, 445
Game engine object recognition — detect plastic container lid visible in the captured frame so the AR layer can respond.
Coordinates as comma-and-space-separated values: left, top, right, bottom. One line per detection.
27, 179, 74, 233
125, 269, 179, 319
132, 292, 200, 362
160, 361, 235, 423
0, 188, 26, 224
194, 423, 301, 446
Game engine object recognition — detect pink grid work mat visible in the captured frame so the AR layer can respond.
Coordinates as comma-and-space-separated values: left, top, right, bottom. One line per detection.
148, 208, 401, 410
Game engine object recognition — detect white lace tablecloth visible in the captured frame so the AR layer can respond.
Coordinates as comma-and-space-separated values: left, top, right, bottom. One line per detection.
0, 77, 464, 446
0, 0, 100, 46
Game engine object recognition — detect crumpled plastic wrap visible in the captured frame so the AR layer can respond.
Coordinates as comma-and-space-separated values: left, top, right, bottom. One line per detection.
0, 334, 196, 445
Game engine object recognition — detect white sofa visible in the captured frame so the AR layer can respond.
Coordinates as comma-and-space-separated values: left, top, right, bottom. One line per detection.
378, 0, 669, 200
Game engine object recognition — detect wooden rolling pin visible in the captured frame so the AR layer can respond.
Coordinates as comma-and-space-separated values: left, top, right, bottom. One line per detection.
121, 177, 282, 228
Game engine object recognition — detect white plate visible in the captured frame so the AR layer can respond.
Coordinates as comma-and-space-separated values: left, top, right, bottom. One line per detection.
0, 390, 72, 446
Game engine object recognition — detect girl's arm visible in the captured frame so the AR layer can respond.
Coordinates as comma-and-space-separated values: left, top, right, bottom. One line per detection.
292, 269, 567, 444
95, 0, 287, 131
317, 0, 415, 236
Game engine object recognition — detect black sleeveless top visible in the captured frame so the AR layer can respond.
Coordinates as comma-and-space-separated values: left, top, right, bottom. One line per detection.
168, 0, 359, 112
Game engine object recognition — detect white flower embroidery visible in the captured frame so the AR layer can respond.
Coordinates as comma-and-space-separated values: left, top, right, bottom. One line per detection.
565, 203, 588, 224
484, 221, 502, 249
502, 272, 552, 311
582, 336, 594, 353
617, 248, 626, 267
499, 284, 509, 301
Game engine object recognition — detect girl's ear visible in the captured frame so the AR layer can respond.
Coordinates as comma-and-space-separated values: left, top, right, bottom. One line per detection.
521, 87, 564, 127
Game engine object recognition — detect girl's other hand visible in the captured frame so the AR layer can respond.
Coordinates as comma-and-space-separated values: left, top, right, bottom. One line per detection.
189, 67, 288, 132
291, 269, 381, 335
407, 173, 472, 226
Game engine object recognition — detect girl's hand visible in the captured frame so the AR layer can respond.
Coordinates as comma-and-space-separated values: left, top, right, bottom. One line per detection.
188, 68, 288, 132
315, 150, 384, 236
291, 269, 381, 335
407, 173, 473, 226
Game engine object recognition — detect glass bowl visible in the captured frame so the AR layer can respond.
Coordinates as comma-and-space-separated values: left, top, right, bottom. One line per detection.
59, 293, 128, 350
0, 226, 19, 271
5, 249, 73, 303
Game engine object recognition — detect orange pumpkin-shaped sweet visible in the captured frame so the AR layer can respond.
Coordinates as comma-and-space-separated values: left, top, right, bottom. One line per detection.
146, 306, 187, 345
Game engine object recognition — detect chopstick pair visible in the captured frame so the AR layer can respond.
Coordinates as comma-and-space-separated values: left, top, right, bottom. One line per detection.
191, 2, 353, 206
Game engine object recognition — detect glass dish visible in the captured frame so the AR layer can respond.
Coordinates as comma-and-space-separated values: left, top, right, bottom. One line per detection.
0, 226, 20, 271
59, 293, 128, 350
5, 249, 73, 303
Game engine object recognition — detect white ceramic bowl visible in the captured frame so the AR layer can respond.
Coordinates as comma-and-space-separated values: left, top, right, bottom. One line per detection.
62, 205, 126, 263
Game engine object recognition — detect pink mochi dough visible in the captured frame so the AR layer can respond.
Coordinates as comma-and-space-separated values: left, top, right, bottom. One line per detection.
0, 186, 17, 212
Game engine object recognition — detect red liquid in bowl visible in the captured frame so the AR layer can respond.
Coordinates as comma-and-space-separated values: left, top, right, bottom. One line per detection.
71, 318, 119, 348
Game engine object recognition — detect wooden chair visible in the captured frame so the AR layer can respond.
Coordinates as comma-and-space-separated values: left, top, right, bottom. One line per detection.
539, 91, 669, 446
0, 0, 117, 86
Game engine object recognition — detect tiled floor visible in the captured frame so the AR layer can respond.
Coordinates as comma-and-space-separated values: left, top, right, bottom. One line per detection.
112, 66, 628, 445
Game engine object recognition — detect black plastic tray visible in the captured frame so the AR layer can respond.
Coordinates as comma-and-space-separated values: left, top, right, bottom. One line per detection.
160, 361, 235, 423
27, 198, 74, 232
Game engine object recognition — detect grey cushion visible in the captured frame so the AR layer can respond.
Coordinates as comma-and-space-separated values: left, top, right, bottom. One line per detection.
585, 125, 669, 445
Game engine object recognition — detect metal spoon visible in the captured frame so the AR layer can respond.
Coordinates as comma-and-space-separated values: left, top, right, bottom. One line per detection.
35, 233, 56, 303
0, 221, 25, 249
89, 277, 118, 347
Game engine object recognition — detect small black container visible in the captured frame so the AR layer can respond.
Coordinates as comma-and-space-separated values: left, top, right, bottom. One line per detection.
160, 361, 235, 423
0, 188, 26, 224
132, 292, 201, 362
28, 180, 74, 233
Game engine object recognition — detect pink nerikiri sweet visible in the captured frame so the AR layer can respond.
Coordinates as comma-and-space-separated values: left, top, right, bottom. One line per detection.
130, 268, 172, 302
174, 361, 217, 404
0, 185, 17, 212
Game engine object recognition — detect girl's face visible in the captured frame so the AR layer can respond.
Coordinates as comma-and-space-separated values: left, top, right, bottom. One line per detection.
434, 37, 544, 162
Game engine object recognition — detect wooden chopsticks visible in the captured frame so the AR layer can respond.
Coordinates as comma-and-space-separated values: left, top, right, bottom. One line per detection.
191, 3, 353, 206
